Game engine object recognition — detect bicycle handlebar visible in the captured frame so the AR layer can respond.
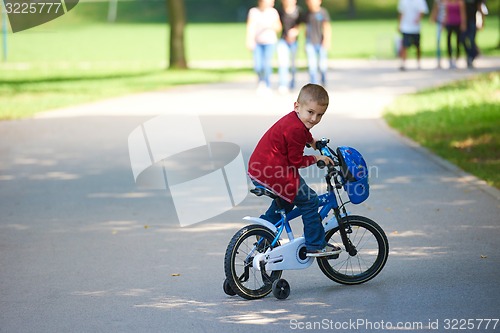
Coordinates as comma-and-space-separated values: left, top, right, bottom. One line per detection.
314, 138, 344, 190
315, 138, 340, 169
316, 159, 327, 169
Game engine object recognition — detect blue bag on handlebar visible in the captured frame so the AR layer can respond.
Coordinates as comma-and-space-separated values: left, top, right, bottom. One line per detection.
336, 146, 369, 204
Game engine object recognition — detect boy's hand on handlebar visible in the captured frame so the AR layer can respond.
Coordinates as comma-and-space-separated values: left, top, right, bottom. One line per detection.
315, 155, 334, 165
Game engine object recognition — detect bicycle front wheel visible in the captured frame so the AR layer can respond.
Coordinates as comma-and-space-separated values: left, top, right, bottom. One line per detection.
224, 224, 282, 300
318, 215, 389, 285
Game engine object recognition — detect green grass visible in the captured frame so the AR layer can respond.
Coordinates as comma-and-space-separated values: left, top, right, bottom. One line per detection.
383, 72, 500, 189
0, 67, 251, 119
52, 0, 500, 22
5, 17, 497, 63
331, 18, 500, 59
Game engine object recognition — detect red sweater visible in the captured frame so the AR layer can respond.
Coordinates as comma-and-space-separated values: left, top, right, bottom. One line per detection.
248, 111, 316, 202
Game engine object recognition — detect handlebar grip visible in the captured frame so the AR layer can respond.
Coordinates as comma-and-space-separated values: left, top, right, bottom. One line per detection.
317, 160, 326, 169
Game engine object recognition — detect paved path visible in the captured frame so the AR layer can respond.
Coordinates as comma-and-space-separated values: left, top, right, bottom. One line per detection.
1, 57, 499, 333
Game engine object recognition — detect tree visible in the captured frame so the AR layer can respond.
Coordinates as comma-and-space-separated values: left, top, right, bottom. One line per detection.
167, 0, 187, 69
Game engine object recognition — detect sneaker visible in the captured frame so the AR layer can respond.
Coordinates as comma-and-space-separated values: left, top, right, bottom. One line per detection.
306, 243, 341, 257
467, 57, 474, 69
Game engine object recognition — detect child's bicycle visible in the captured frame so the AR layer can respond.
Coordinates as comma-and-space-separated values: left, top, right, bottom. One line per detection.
223, 138, 389, 300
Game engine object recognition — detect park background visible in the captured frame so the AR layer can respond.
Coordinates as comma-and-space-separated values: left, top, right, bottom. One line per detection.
1, 0, 498, 117
1, 0, 499, 187
2, 0, 498, 66
1, 2, 500, 331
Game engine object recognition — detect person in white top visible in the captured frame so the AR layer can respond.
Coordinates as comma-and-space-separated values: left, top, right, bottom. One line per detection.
246, 0, 282, 92
397, 0, 429, 70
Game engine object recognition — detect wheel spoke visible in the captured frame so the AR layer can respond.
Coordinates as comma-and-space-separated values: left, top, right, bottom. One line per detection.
224, 225, 282, 299
317, 216, 388, 285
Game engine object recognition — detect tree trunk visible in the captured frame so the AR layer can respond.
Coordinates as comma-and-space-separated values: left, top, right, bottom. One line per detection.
167, 0, 187, 69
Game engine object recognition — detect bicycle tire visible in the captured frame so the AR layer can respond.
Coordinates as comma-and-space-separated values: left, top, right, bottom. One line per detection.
317, 215, 389, 285
224, 224, 282, 300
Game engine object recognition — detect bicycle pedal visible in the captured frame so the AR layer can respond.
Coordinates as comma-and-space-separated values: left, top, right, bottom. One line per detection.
324, 253, 339, 260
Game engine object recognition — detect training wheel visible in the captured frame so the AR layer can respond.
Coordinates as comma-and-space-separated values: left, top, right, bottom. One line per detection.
223, 278, 236, 296
272, 278, 290, 300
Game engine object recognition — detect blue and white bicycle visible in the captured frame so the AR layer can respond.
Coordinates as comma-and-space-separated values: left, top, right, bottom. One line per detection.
223, 138, 389, 300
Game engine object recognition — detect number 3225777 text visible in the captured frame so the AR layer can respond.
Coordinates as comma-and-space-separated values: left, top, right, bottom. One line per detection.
4, 2, 62, 14
443, 319, 498, 330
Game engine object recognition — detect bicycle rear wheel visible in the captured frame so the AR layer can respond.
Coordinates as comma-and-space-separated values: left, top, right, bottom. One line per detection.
224, 224, 282, 300
318, 215, 389, 285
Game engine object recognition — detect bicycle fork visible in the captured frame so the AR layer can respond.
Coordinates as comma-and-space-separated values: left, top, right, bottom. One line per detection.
241, 237, 276, 284
334, 209, 358, 256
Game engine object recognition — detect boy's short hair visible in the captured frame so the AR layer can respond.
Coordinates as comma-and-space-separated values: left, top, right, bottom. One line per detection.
297, 83, 329, 107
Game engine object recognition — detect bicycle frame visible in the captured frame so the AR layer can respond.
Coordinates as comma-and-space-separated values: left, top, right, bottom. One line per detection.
268, 190, 343, 247
245, 139, 359, 272
225, 139, 385, 299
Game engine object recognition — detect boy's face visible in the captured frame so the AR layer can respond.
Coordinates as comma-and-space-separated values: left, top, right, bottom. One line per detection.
294, 99, 327, 130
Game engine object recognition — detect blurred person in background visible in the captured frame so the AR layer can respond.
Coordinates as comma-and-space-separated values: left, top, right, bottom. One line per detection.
443, 0, 466, 69
277, 0, 304, 94
246, 0, 282, 93
304, 0, 331, 86
430, 0, 446, 68
463, 0, 486, 68
397, 0, 429, 71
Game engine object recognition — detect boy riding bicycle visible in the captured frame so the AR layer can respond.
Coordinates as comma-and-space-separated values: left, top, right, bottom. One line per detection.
248, 83, 340, 257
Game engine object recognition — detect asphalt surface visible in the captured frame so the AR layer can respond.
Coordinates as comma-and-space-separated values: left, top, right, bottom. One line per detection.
1, 57, 499, 333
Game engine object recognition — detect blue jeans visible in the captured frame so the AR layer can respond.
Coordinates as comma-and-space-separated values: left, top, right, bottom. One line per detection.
277, 39, 298, 89
436, 24, 443, 62
254, 177, 326, 251
445, 25, 463, 59
463, 21, 478, 62
253, 43, 275, 88
305, 42, 328, 86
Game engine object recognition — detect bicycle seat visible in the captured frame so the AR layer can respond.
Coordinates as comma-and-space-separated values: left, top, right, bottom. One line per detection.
250, 186, 278, 199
